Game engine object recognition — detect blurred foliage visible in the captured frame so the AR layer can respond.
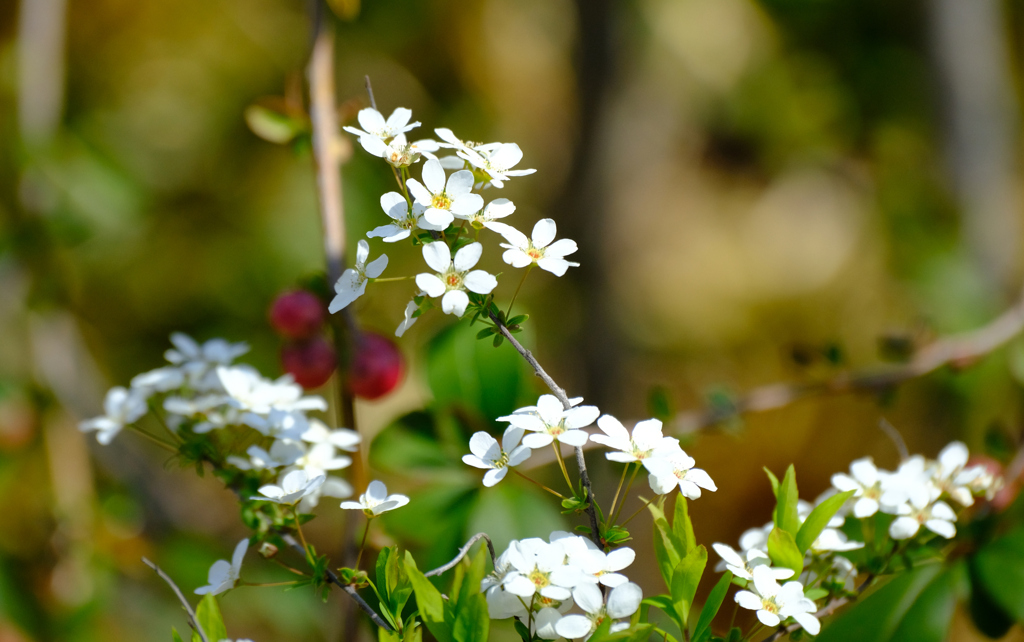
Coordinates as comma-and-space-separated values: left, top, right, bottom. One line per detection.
2, 0, 1024, 640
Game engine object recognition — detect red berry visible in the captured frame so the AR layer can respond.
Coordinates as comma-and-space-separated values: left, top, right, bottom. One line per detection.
350, 332, 405, 400
269, 290, 326, 340
281, 337, 337, 389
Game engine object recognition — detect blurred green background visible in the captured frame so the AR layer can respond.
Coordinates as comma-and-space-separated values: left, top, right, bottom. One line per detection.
3, 0, 1024, 639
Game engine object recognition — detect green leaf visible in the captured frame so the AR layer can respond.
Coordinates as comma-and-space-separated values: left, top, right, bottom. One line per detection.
973, 524, 1024, 622
889, 561, 966, 642
969, 556, 1015, 638
763, 467, 779, 497
171, 627, 185, 642
513, 620, 532, 642
767, 528, 803, 576
648, 498, 684, 588
386, 547, 413, 622
475, 327, 496, 339
673, 497, 696, 555
670, 545, 707, 628
585, 618, 614, 642
404, 551, 453, 642
796, 490, 856, 553
816, 564, 943, 642
376, 547, 393, 606
804, 587, 829, 601
194, 594, 227, 642
451, 586, 489, 642
774, 465, 800, 535
692, 571, 733, 642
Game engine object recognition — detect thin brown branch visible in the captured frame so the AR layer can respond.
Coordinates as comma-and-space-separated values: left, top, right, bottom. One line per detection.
425, 533, 497, 577
672, 289, 1024, 434
142, 557, 210, 642
489, 312, 603, 546
279, 532, 393, 631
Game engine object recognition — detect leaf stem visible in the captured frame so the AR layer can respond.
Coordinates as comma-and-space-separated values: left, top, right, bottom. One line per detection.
292, 507, 312, 563
608, 464, 630, 523
552, 442, 574, 493
513, 469, 567, 499
505, 266, 532, 318
620, 496, 656, 528
127, 424, 178, 453
355, 516, 374, 570
611, 463, 640, 525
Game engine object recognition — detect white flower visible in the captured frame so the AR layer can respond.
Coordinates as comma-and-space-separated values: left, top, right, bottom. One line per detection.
165, 333, 249, 390
131, 366, 185, 393
646, 445, 717, 499
570, 547, 636, 588
301, 420, 361, 451
879, 455, 937, 513
242, 408, 309, 439
79, 387, 148, 445
590, 415, 677, 470
395, 292, 424, 337
554, 582, 642, 640
739, 525, 773, 553
734, 566, 820, 634
295, 442, 353, 477
364, 133, 439, 167
299, 476, 354, 512
195, 539, 248, 595
415, 241, 497, 316
217, 367, 327, 414
407, 159, 483, 228
458, 142, 536, 188
502, 538, 581, 601
251, 470, 326, 505
712, 543, 793, 582
889, 498, 957, 540
467, 198, 516, 230
329, 240, 388, 312
343, 107, 420, 154
811, 528, 863, 553
462, 427, 532, 487
434, 128, 500, 155
491, 219, 579, 276
227, 440, 303, 471
831, 457, 888, 518
341, 480, 410, 516
497, 394, 598, 449
368, 193, 443, 244
932, 441, 985, 506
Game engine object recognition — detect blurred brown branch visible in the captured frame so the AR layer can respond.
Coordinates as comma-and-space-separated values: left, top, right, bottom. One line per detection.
672, 287, 1024, 434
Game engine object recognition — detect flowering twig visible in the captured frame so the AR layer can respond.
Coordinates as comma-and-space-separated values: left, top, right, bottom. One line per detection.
425, 533, 497, 577
488, 312, 603, 545
142, 557, 211, 642
279, 532, 393, 631
672, 288, 1024, 434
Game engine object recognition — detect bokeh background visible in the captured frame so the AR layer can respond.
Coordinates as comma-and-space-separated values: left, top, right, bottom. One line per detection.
3, 0, 1024, 640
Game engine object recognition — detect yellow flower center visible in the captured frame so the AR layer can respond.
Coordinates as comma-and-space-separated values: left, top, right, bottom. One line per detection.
432, 193, 453, 210
528, 569, 550, 589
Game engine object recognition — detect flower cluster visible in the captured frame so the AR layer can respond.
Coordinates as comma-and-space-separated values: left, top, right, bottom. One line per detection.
463, 394, 718, 502
483, 532, 642, 640
330, 106, 580, 336
79, 332, 361, 511
715, 440, 1003, 634
831, 441, 999, 539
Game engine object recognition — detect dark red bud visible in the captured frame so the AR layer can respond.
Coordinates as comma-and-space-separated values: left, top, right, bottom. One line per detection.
269, 290, 326, 340
350, 332, 405, 400
281, 337, 336, 389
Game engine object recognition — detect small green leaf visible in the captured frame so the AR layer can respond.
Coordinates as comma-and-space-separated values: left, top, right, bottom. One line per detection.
889, 561, 966, 642
171, 627, 185, 642
804, 587, 829, 601
692, 571, 733, 642
767, 528, 803, 576
376, 547, 393, 605
195, 595, 227, 642
648, 498, 683, 588
670, 545, 707, 628
513, 619, 531, 642
476, 327, 495, 339
764, 467, 779, 497
774, 465, 800, 535
507, 314, 528, 325
796, 490, 855, 553
673, 497, 696, 555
